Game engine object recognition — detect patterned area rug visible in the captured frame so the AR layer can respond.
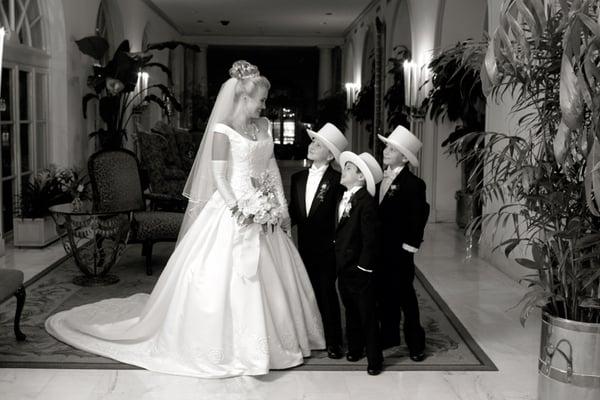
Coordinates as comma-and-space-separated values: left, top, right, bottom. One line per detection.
0, 243, 496, 371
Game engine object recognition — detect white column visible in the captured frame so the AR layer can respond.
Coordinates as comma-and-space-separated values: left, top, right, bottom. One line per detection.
318, 46, 333, 99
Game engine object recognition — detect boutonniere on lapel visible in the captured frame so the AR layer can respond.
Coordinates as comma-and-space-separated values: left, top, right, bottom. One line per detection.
315, 182, 330, 203
387, 184, 399, 197
341, 200, 352, 219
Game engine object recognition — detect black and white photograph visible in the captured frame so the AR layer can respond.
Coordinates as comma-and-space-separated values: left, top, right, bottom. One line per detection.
0, 1, 599, 399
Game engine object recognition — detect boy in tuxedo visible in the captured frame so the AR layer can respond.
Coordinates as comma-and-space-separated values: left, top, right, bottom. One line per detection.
289, 123, 348, 359
335, 151, 384, 375
376, 125, 429, 362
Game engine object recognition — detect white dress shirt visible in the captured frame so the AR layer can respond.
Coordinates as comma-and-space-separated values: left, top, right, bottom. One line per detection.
337, 185, 361, 222
305, 164, 328, 216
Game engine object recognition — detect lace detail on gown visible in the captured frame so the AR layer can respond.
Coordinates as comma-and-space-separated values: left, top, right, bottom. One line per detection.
45, 120, 325, 378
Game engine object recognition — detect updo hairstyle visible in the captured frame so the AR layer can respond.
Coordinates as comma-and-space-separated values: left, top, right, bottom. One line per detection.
229, 60, 270, 100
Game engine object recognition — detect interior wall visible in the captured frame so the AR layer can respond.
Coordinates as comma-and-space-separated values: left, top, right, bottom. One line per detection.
480, 0, 529, 281
434, 0, 487, 223
54, 0, 181, 168
52, 0, 101, 168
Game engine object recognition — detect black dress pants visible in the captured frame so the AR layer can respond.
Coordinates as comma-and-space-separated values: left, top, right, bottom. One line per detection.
376, 250, 425, 355
338, 268, 383, 366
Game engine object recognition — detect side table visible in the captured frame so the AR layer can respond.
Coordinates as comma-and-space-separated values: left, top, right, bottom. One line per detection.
49, 201, 131, 286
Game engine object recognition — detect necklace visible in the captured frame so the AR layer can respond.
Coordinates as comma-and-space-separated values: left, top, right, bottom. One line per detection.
239, 121, 258, 141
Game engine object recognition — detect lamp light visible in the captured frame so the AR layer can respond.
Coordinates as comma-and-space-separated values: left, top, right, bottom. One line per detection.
344, 82, 360, 109
136, 71, 150, 106
403, 59, 429, 113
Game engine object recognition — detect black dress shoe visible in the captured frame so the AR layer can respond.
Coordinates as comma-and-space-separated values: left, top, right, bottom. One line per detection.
367, 364, 382, 375
409, 352, 426, 362
346, 352, 362, 362
326, 345, 343, 359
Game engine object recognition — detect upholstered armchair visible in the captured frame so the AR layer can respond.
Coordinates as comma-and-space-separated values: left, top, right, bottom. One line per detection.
88, 149, 184, 275
135, 121, 199, 211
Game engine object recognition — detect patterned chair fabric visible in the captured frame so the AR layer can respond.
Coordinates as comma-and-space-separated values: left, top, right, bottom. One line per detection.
88, 150, 145, 213
88, 149, 184, 275
136, 122, 192, 211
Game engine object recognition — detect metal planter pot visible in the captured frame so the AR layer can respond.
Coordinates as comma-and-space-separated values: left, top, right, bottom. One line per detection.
538, 311, 600, 400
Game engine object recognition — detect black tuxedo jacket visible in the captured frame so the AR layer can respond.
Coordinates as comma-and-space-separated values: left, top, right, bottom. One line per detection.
334, 187, 381, 274
289, 166, 343, 264
378, 167, 429, 252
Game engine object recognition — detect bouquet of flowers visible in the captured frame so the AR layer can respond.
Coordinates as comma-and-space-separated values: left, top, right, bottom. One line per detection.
55, 168, 89, 201
236, 171, 285, 233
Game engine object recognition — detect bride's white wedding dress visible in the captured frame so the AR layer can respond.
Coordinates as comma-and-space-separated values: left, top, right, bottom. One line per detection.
45, 122, 325, 378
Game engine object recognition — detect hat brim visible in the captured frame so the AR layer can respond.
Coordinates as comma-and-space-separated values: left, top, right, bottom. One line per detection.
307, 129, 341, 162
339, 152, 376, 196
377, 134, 419, 168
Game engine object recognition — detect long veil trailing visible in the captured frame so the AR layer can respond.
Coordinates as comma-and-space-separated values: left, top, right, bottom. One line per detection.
177, 78, 237, 243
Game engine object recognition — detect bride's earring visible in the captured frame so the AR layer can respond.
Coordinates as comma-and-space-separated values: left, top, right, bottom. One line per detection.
242, 95, 250, 116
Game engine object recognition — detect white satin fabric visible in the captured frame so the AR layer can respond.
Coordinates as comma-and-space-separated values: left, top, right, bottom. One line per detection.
45, 123, 325, 378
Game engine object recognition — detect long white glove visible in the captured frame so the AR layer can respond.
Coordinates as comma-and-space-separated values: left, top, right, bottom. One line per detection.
211, 160, 237, 208
267, 157, 291, 233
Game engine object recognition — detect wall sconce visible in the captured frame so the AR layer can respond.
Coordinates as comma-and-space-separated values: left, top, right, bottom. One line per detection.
403, 60, 429, 117
344, 82, 360, 109
136, 71, 150, 106
402, 59, 430, 174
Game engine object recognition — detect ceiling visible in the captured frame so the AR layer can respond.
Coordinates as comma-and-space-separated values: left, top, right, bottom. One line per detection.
145, 0, 375, 37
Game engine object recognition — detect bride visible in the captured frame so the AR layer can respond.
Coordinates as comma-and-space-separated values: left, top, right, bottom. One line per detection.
45, 60, 325, 378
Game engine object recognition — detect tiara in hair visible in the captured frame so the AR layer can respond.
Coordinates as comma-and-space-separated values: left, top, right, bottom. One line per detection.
229, 60, 260, 80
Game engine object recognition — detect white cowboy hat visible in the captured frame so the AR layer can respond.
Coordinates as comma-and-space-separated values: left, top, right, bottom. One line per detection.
307, 123, 348, 162
339, 151, 384, 196
378, 125, 422, 168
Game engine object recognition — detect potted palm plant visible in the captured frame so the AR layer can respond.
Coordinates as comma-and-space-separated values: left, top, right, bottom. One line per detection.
13, 167, 88, 247
422, 39, 487, 228
451, 1, 600, 398
75, 36, 198, 149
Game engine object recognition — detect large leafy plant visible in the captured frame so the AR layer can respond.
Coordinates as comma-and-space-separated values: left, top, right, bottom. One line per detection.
424, 39, 487, 146
76, 36, 198, 149
15, 167, 88, 218
451, 0, 600, 324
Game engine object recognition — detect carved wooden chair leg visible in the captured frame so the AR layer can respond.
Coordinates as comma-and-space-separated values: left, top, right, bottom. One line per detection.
145, 241, 154, 276
14, 285, 26, 341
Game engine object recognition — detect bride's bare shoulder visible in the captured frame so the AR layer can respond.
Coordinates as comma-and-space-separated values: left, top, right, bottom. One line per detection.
218, 119, 235, 130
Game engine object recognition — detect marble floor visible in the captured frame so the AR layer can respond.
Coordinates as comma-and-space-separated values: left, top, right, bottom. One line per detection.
0, 223, 540, 399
